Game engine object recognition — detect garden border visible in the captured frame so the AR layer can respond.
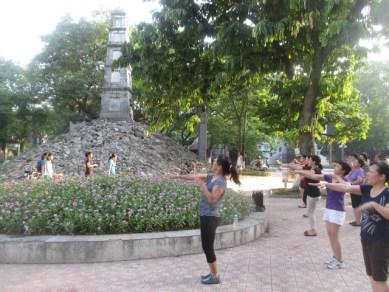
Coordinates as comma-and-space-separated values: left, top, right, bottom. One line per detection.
0, 211, 268, 264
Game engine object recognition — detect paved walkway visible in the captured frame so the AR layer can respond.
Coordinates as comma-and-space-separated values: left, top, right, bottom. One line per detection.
0, 195, 371, 292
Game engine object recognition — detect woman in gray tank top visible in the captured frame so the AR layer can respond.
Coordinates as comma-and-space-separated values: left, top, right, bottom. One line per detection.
169, 155, 240, 285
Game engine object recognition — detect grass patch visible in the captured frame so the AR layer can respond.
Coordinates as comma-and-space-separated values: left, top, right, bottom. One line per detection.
240, 169, 271, 176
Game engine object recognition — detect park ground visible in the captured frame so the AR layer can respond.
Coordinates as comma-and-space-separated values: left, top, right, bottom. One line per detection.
0, 173, 371, 292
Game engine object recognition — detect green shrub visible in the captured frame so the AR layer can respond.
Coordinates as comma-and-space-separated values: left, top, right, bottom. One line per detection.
0, 176, 253, 235
240, 169, 271, 176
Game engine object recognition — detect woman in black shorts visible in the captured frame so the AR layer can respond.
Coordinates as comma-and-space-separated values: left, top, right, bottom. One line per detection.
313, 162, 389, 292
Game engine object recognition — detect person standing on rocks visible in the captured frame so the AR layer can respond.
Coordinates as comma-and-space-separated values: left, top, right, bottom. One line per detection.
43, 153, 63, 181
108, 153, 117, 176
168, 155, 240, 285
85, 151, 99, 177
36, 152, 47, 177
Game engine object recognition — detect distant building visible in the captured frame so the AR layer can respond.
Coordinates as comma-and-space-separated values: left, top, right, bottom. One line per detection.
258, 140, 290, 164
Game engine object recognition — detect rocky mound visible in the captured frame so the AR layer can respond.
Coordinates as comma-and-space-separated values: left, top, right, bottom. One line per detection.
0, 119, 200, 181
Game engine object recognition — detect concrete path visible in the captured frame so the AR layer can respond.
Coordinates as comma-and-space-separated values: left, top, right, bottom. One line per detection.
0, 195, 371, 292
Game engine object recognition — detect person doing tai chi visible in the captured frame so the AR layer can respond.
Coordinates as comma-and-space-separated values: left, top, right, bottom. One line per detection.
169, 155, 240, 285
310, 162, 389, 292
295, 161, 351, 269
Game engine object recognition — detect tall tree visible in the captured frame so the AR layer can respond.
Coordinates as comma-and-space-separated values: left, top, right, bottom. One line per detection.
119, 2, 220, 159
191, 0, 380, 153
0, 58, 58, 155
31, 16, 108, 121
346, 61, 389, 157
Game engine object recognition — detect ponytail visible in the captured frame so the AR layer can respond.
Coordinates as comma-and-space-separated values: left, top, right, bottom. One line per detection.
108, 153, 116, 160
311, 155, 323, 170
216, 155, 241, 185
229, 164, 241, 185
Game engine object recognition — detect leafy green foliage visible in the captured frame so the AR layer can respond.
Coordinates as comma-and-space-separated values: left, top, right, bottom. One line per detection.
0, 58, 59, 150
31, 17, 109, 121
346, 61, 389, 155
0, 176, 253, 235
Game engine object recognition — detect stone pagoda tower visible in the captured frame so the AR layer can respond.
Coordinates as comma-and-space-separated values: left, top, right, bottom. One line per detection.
100, 9, 133, 121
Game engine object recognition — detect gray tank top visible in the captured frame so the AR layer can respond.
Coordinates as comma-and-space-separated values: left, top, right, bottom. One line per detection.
199, 172, 227, 217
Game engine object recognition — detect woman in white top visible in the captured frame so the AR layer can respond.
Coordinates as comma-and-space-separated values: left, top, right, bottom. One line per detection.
43, 153, 54, 178
236, 152, 244, 172
43, 153, 62, 180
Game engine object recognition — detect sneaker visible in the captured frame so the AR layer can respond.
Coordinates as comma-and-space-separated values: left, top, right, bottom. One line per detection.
201, 274, 220, 285
325, 256, 336, 265
200, 273, 211, 280
327, 259, 344, 270
303, 214, 309, 218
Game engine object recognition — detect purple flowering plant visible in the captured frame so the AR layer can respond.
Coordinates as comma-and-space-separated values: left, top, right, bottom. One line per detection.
0, 176, 252, 235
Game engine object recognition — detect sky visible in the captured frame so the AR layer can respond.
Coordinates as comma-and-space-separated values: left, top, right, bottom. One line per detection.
0, 0, 387, 67
0, 0, 160, 67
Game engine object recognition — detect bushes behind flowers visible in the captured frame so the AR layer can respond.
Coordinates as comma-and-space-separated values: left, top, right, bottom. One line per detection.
0, 176, 253, 235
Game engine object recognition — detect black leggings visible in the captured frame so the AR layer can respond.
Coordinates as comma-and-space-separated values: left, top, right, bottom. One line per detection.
200, 216, 220, 263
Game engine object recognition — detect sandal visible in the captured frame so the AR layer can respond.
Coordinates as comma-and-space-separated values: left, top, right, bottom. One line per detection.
304, 231, 317, 236
350, 222, 361, 227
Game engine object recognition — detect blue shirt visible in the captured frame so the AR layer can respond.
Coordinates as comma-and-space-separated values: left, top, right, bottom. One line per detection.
199, 172, 227, 217
360, 185, 389, 243
108, 159, 116, 176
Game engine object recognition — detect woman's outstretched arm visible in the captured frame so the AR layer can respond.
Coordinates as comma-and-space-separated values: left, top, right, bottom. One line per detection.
309, 182, 362, 195
168, 173, 208, 182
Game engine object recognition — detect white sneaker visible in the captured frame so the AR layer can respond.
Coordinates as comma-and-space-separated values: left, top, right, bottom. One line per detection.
324, 257, 336, 265
327, 258, 345, 270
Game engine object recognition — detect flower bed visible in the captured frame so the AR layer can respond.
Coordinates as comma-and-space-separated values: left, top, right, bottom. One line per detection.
0, 176, 253, 235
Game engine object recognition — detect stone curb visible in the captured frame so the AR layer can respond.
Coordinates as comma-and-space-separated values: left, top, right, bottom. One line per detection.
0, 211, 268, 264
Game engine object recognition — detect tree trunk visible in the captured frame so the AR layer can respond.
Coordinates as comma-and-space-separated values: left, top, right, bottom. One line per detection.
198, 107, 208, 161
241, 109, 247, 156
299, 47, 324, 155
237, 119, 243, 153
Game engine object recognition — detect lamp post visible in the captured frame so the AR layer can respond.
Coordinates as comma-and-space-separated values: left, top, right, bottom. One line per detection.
339, 144, 347, 161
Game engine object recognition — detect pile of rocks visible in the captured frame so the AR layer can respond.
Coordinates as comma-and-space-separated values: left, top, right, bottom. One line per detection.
0, 119, 201, 181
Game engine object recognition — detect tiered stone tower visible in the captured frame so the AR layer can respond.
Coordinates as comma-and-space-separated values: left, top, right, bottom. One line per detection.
100, 9, 133, 121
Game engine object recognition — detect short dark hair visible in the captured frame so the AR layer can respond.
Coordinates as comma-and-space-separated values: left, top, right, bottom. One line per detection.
355, 157, 365, 167
360, 152, 368, 161
335, 161, 351, 176
85, 151, 92, 158
371, 161, 389, 183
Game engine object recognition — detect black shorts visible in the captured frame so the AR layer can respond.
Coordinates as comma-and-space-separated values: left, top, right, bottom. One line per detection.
361, 239, 389, 282
350, 194, 362, 208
